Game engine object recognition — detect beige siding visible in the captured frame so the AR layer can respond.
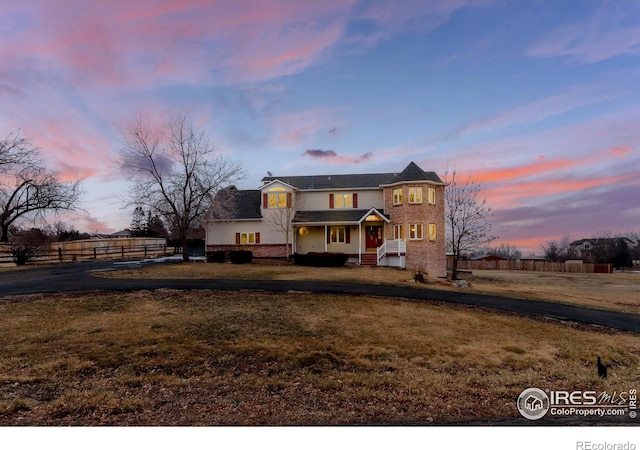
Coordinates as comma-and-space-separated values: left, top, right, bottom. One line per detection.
297, 189, 383, 211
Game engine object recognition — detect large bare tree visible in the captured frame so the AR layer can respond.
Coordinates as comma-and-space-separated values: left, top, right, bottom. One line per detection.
121, 114, 244, 261
445, 171, 496, 280
0, 131, 81, 242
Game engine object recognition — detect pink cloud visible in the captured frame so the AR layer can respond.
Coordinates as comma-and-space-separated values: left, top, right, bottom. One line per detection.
0, 1, 357, 89
609, 146, 632, 158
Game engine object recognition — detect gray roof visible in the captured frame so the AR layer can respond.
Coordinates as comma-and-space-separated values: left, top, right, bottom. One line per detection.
293, 209, 389, 224
262, 161, 443, 190
211, 187, 262, 220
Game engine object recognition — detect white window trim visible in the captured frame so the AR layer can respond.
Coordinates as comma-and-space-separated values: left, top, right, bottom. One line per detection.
428, 223, 436, 241
427, 187, 436, 205
393, 224, 404, 240
392, 188, 403, 205
330, 226, 347, 243
240, 232, 256, 245
409, 223, 424, 240
408, 187, 423, 204
334, 193, 353, 209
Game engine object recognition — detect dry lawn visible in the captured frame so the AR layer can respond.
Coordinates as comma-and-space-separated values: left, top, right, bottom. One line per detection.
99, 262, 640, 313
0, 289, 638, 425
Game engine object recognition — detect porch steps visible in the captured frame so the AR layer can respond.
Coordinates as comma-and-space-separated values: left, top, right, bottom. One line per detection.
360, 253, 378, 266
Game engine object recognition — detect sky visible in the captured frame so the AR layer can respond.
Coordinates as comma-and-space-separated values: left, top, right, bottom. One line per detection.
1, 0, 639, 255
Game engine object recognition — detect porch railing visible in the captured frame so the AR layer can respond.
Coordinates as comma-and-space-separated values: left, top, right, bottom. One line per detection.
377, 239, 406, 262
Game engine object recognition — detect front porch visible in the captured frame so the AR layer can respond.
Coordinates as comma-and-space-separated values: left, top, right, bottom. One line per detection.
292, 208, 406, 268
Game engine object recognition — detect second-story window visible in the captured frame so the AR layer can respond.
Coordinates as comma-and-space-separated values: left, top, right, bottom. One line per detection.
428, 187, 436, 205
266, 186, 289, 208
393, 188, 403, 205
329, 193, 358, 209
408, 187, 423, 204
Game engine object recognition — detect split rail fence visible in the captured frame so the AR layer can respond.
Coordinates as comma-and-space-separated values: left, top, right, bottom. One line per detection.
449, 259, 613, 274
0, 237, 167, 265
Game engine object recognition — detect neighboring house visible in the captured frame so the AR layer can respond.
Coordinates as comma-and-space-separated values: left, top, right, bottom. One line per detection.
469, 254, 505, 262
569, 237, 636, 262
205, 162, 447, 276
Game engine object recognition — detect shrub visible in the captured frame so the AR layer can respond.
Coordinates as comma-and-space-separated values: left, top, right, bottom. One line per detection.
206, 251, 225, 263
293, 252, 348, 267
230, 250, 253, 264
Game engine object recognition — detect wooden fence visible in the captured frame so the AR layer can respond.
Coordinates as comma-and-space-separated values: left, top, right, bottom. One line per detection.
0, 237, 167, 264
449, 259, 613, 274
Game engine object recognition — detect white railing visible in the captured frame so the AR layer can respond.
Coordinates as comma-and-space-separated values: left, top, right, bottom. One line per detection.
377, 239, 406, 262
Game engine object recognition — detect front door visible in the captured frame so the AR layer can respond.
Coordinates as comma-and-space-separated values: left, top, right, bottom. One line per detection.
365, 225, 383, 250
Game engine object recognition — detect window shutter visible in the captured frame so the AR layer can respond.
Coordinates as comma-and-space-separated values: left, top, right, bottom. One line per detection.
345, 227, 351, 244
329, 193, 334, 209
327, 228, 331, 244
287, 192, 292, 208
353, 193, 358, 208
263, 193, 269, 209
235, 233, 241, 244
255, 232, 260, 244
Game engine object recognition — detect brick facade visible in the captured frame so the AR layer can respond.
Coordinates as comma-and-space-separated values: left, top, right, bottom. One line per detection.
206, 244, 288, 259
383, 183, 446, 277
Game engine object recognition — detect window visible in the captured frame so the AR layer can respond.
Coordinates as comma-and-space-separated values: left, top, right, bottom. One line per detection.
428, 187, 436, 205
267, 187, 288, 209
408, 187, 423, 204
393, 188, 403, 205
428, 223, 436, 240
330, 226, 346, 243
393, 224, 404, 240
331, 193, 356, 209
409, 223, 423, 240
236, 232, 260, 245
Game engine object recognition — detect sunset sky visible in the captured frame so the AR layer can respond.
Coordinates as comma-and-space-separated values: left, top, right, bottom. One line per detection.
1, 0, 638, 254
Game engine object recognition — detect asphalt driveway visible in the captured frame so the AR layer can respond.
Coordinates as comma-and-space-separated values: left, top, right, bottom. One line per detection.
1, 260, 639, 333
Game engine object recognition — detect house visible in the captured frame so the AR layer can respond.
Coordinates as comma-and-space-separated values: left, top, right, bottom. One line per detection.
569, 237, 637, 262
205, 162, 447, 276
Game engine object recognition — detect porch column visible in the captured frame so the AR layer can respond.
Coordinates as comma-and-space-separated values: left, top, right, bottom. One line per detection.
358, 222, 362, 264
324, 225, 328, 252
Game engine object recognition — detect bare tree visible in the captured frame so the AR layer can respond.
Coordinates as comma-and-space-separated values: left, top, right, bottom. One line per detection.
0, 131, 82, 242
445, 171, 496, 280
541, 240, 563, 262
487, 243, 522, 261
121, 114, 245, 262
264, 190, 303, 259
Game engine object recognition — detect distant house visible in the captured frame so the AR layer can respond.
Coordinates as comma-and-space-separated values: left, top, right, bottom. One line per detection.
109, 229, 132, 239
569, 237, 636, 262
205, 162, 447, 276
469, 254, 505, 262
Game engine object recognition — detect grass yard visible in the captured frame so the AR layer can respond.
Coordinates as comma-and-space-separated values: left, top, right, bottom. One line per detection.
99, 261, 640, 313
0, 289, 638, 425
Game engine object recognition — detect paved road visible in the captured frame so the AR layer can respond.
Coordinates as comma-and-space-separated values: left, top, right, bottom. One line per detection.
1, 260, 639, 333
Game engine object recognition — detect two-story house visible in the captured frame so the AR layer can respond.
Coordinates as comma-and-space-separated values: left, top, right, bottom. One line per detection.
205, 162, 446, 277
